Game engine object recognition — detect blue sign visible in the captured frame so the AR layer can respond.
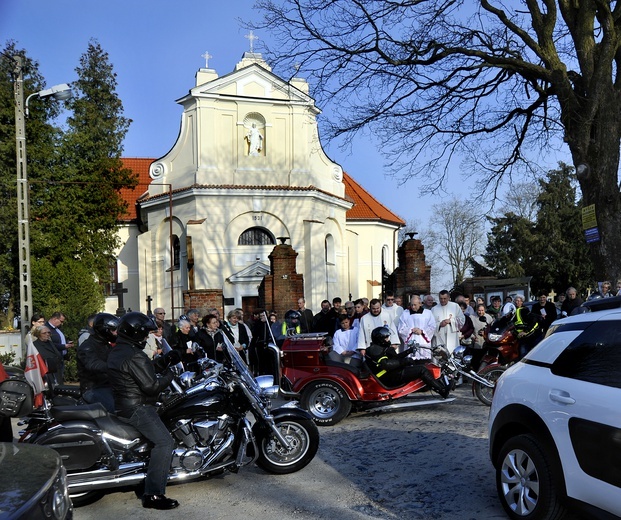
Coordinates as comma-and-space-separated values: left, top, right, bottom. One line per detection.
585, 227, 600, 243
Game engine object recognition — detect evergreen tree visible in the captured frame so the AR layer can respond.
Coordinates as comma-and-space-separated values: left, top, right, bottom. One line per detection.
531, 163, 594, 294
482, 213, 538, 280
0, 41, 60, 327
482, 164, 594, 296
29, 39, 137, 333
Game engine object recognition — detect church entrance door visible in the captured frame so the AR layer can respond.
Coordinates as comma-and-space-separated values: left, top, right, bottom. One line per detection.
242, 296, 259, 322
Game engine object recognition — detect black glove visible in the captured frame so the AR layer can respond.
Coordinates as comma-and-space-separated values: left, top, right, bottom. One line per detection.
164, 349, 182, 367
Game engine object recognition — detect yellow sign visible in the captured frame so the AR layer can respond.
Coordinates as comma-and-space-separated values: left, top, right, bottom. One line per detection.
582, 204, 597, 230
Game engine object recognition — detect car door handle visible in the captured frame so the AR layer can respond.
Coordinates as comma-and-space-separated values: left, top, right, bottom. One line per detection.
549, 390, 576, 405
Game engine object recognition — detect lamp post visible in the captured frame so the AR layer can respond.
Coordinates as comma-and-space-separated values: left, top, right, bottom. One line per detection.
13, 55, 72, 350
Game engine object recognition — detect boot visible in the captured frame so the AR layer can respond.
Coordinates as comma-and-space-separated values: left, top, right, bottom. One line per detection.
421, 371, 450, 399
142, 495, 180, 510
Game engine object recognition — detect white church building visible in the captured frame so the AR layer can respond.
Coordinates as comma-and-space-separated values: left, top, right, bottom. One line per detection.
108, 52, 404, 320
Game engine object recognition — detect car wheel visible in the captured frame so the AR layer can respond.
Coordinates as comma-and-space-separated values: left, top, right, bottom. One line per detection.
300, 380, 352, 426
496, 434, 566, 520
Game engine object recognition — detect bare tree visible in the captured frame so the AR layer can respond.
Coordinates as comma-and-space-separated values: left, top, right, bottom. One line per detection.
425, 198, 485, 287
252, 0, 621, 281
497, 181, 541, 221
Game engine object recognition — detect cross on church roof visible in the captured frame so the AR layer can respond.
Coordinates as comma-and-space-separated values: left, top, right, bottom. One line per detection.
201, 51, 213, 68
245, 30, 259, 53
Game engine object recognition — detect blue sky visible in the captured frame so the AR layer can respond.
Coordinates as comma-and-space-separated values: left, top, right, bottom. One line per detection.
2, 0, 457, 227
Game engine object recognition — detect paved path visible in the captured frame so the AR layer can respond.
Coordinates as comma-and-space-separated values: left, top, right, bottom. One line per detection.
74, 386, 515, 519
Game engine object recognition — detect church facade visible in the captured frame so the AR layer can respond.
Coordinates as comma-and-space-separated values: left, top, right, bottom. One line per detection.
107, 52, 404, 320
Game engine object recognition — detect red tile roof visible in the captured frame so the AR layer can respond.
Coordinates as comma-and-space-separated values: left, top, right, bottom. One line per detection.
119, 158, 152, 221
342, 172, 405, 225
119, 158, 404, 227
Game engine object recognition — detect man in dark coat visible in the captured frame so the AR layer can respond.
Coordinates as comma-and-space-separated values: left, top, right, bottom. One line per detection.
108, 312, 178, 510
530, 293, 558, 335
312, 300, 337, 336
77, 313, 119, 413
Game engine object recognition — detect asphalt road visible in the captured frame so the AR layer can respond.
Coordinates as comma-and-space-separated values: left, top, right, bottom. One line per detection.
74, 386, 513, 520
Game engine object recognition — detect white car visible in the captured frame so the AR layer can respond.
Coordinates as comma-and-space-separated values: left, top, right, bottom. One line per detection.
488, 308, 621, 520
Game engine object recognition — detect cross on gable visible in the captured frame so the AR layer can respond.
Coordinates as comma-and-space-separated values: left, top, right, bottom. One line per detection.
245, 30, 259, 53
201, 51, 212, 68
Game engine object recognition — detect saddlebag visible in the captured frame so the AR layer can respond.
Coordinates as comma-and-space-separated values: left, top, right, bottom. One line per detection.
0, 379, 34, 417
36, 424, 104, 470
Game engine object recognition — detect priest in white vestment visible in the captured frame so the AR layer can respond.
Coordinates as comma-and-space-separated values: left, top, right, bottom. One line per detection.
397, 296, 436, 360
431, 290, 465, 353
357, 299, 399, 354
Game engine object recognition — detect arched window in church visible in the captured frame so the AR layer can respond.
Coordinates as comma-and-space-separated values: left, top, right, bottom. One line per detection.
325, 234, 335, 265
172, 235, 180, 269
238, 227, 275, 246
165, 235, 181, 272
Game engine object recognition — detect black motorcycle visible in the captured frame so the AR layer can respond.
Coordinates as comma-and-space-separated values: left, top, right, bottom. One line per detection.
18, 336, 319, 506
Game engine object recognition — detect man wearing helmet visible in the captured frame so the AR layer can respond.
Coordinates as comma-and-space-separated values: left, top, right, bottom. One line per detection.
77, 313, 120, 413
365, 326, 449, 398
107, 312, 179, 510
511, 295, 542, 359
283, 310, 301, 337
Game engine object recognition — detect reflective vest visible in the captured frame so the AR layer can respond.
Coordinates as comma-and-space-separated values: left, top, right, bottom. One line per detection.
514, 308, 539, 335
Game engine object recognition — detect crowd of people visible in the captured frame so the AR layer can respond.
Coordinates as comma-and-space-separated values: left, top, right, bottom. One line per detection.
3, 280, 617, 509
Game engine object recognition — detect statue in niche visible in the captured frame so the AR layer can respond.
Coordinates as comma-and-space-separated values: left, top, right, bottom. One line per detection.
246, 123, 264, 156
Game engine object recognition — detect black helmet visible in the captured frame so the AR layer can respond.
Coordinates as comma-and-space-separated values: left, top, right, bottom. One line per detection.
284, 310, 301, 323
371, 326, 391, 346
93, 313, 119, 343
117, 312, 157, 347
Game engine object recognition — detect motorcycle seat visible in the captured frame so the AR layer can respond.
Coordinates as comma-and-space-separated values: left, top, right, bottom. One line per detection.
51, 402, 108, 422
95, 414, 142, 441
324, 356, 372, 380
53, 385, 82, 399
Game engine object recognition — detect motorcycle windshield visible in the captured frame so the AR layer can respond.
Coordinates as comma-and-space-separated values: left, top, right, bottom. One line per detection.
489, 314, 513, 333
220, 333, 263, 394
159, 338, 185, 373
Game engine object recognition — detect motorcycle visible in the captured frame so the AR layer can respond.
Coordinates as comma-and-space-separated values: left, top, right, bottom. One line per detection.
278, 332, 455, 426
478, 312, 520, 371
432, 344, 506, 407
18, 335, 319, 506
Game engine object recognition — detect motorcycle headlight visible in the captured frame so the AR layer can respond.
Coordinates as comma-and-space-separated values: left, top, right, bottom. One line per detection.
179, 371, 195, 388
453, 345, 466, 359
260, 385, 280, 399
50, 465, 71, 520
255, 375, 274, 388
488, 333, 502, 342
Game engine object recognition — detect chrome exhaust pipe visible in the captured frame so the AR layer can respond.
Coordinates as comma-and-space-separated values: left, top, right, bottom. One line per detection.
67, 436, 243, 494
67, 463, 146, 493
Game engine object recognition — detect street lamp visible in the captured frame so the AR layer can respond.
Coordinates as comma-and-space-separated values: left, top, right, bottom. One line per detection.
13, 55, 72, 351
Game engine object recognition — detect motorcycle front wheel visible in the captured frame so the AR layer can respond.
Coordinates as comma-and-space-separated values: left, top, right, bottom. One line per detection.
255, 417, 319, 474
474, 365, 508, 406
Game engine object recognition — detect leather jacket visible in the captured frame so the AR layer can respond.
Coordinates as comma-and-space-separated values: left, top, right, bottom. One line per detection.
77, 334, 111, 394
107, 338, 173, 417
365, 343, 413, 377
